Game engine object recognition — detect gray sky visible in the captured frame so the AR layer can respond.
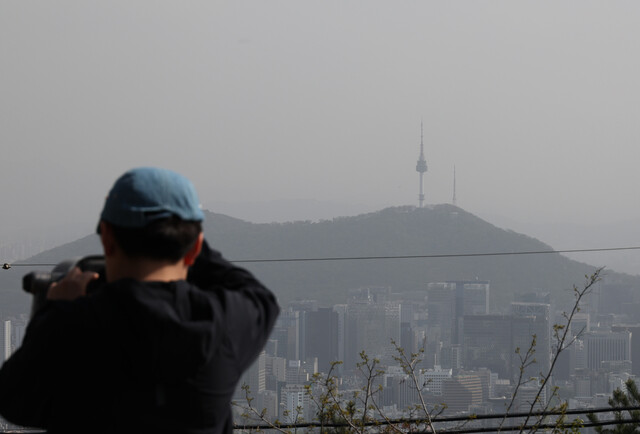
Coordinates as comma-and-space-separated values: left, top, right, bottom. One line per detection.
2, 2, 640, 271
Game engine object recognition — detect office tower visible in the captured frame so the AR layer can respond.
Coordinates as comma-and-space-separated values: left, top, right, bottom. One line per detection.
3, 321, 11, 362
573, 368, 592, 397
583, 331, 631, 371
459, 368, 493, 402
463, 315, 512, 379
333, 304, 347, 373
450, 344, 462, 373
256, 390, 279, 422
288, 300, 318, 361
400, 302, 416, 354
345, 288, 400, 370
428, 281, 489, 369
265, 355, 287, 391
427, 283, 456, 351
265, 339, 278, 357
305, 307, 339, 374
240, 351, 266, 398
572, 338, 587, 371
382, 370, 421, 409
285, 360, 309, 384
441, 375, 483, 413
598, 283, 635, 315
280, 384, 311, 422
400, 322, 415, 356
271, 309, 301, 360
428, 281, 490, 345
462, 282, 490, 316
612, 324, 640, 376
420, 366, 453, 396
516, 380, 547, 412
511, 303, 551, 382
570, 313, 591, 338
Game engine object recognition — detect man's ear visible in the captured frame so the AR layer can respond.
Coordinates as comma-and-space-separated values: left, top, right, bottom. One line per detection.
99, 221, 117, 257
184, 232, 204, 266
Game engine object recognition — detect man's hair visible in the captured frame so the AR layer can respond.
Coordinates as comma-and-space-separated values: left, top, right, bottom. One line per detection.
108, 216, 202, 262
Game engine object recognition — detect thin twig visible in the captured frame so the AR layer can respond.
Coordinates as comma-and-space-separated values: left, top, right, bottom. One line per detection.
523, 268, 603, 433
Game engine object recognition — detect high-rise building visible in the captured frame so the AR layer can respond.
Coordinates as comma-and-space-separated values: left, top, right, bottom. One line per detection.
428, 281, 490, 345
598, 283, 635, 315
280, 384, 312, 422
459, 368, 493, 402
462, 282, 490, 316
287, 300, 318, 361
333, 304, 347, 373
428, 281, 489, 369
583, 331, 631, 371
511, 303, 551, 382
463, 315, 512, 378
516, 380, 547, 412
265, 355, 287, 391
612, 324, 640, 376
426, 283, 456, 350
345, 288, 400, 370
400, 302, 416, 354
441, 375, 483, 413
271, 310, 301, 361
285, 360, 309, 384
3, 321, 11, 362
382, 369, 421, 409
256, 390, 279, 422
420, 366, 453, 396
305, 307, 339, 374
238, 351, 266, 399
570, 313, 591, 338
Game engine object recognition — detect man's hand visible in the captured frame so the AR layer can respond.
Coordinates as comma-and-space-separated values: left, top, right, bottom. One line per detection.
47, 267, 99, 301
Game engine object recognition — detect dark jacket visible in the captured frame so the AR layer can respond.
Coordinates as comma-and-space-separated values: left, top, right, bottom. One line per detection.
0, 241, 280, 433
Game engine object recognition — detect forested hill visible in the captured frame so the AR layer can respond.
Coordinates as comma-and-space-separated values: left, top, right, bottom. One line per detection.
2, 205, 638, 316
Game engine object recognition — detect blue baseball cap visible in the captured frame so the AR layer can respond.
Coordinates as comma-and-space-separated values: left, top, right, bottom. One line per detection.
98, 167, 204, 230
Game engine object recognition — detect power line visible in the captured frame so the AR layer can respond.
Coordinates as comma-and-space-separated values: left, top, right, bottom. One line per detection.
234, 404, 640, 432
233, 246, 640, 264
3, 245, 640, 270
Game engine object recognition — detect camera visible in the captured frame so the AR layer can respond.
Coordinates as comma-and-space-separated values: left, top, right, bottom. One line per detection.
22, 256, 106, 318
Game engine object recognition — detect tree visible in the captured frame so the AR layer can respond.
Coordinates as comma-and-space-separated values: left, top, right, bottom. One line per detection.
588, 379, 640, 433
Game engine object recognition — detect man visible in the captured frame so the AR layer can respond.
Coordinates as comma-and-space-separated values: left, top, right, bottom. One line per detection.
0, 167, 280, 433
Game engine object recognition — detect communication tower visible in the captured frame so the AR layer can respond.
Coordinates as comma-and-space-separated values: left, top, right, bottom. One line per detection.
452, 165, 457, 206
415, 122, 428, 207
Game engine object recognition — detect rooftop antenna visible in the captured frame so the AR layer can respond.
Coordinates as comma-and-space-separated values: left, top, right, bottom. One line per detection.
452, 165, 457, 206
415, 121, 428, 207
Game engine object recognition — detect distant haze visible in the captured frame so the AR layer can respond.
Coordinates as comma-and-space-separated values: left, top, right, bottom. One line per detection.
2, 2, 640, 274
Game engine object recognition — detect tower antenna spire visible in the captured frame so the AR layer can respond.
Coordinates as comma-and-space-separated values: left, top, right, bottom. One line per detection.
415, 120, 428, 208
452, 165, 457, 206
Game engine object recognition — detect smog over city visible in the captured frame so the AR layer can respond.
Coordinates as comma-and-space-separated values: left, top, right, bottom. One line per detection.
2, 1, 640, 431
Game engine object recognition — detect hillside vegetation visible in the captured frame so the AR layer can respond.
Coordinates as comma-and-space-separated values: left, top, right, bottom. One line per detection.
2, 205, 637, 316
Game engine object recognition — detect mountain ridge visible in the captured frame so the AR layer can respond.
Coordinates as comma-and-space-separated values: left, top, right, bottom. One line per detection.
1, 204, 636, 316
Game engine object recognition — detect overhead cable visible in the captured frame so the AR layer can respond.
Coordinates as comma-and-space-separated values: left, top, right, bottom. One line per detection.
235, 404, 640, 432
3, 245, 640, 269
233, 245, 640, 264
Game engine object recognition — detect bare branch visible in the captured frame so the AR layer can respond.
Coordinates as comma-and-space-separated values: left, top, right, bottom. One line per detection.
237, 383, 290, 434
391, 339, 437, 433
522, 268, 603, 433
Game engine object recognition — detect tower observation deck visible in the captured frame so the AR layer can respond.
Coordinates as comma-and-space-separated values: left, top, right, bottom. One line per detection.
415, 122, 428, 208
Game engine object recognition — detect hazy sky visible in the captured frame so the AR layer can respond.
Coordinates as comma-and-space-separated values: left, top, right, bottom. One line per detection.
3, 2, 640, 268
